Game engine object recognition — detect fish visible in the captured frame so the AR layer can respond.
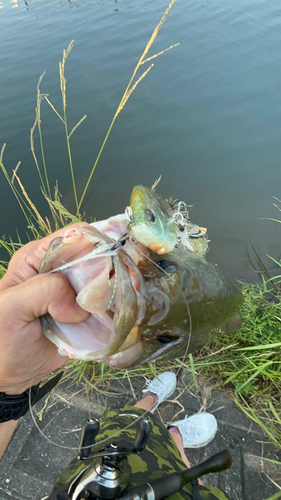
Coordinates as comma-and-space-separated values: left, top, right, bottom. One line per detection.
39, 185, 243, 368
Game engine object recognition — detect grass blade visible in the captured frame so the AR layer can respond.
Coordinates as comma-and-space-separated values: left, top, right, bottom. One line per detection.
68, 115, 87, 139
189, 353, 198, 391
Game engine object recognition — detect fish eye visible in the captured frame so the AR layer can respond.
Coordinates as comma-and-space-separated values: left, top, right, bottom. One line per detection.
145, 209, 156, 222
157, 337, 173, 344
158, 260, 179, 273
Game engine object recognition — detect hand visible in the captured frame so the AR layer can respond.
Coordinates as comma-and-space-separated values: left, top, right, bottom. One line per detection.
0, 224, 90, 395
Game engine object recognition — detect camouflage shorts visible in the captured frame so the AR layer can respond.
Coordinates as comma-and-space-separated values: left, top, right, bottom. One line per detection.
50, 405, 232, 500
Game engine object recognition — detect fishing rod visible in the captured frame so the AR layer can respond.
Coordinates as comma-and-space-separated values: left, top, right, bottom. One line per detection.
46, 417, 231, 500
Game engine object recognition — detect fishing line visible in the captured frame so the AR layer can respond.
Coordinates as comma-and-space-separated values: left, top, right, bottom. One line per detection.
49, 246, 119, 274
28, 380, 151, 451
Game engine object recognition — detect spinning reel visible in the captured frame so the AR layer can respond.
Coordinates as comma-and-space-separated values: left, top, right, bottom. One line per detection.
47, 417, 231, 500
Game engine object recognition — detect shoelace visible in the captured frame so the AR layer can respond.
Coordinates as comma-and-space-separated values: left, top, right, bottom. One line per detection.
181, 416, 202, 441
146, 380, 166, 398
145, 378, 165, 393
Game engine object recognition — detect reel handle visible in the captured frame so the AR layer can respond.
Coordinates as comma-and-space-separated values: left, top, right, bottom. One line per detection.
133, 418, 151, 453
78, 419, 100, 459
120, 449, 231, 500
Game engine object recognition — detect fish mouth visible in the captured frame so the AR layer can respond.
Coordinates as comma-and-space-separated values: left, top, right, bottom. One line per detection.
40, 218, 147, 365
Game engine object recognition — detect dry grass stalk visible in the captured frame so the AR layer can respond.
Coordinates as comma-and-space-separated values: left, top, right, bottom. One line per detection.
166, 396, 185, 422
30, 116, 46, 195
141, 0, 178, 61
58, 40, 79, 213
117, 0, 179, 116
0, 145, 28, 221
37, 392, 53, 421
0, 142, 5, 161
30, 117, 39, 169
59, 40, 74, 110
45, 216, 52, 234
11, 161, 21, 184
115, 64, 154, 118
36, 71, 48, 114
31, 71, 54, 204
265, 474, 281, 491
245, 454, 281, 483
13, 171, 49, 233
44, 96, 65, 124
68, 114, 87, 139
126, 370, 137, 401
141, 43, 179, 65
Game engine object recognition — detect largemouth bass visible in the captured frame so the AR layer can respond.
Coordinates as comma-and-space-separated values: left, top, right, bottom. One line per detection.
39, 186, 243, 368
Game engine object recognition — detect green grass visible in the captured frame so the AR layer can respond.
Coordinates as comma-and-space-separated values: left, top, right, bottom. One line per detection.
194, 283, 281, 447
0, 0, 281, 451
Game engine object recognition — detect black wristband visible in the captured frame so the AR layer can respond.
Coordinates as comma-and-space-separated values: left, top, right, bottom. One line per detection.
0, 371, 63, 423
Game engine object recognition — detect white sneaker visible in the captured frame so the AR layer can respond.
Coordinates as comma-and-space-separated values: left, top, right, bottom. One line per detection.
142, 371, 177, 413
168, 412, 217, 448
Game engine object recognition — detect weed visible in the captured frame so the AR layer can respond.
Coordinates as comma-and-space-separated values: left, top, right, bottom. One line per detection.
194, 284, 281, 446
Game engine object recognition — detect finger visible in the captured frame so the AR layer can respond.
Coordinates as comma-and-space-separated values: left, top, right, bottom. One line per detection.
2, 273, 90, 325
40, 223, 90, 254
26, 223, 90, 273
0, 223, 90, 288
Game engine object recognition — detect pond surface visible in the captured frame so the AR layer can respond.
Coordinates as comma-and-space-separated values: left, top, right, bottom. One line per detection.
1, 0, 281, 281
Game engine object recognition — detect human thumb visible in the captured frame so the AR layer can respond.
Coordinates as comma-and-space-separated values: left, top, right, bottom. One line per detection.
1, 273, 90, 325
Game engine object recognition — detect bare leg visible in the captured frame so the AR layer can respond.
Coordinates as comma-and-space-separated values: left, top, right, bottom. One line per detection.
134, 394, 155, 412
169, 430, 203, 485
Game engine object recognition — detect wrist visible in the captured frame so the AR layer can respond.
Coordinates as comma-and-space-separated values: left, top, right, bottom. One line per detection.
0, 372, 63, 424
0, 387, 29, 396
0, 380, 35, 396
0, 371, 43, 396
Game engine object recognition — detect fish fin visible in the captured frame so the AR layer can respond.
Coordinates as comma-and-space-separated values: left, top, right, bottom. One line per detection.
219, 313, 242, 333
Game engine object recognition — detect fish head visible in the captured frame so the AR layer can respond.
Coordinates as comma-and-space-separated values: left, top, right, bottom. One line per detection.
127, 185, 177, 255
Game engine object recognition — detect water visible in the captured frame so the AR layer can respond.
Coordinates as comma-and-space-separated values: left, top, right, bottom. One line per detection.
1, 0, 281, 281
